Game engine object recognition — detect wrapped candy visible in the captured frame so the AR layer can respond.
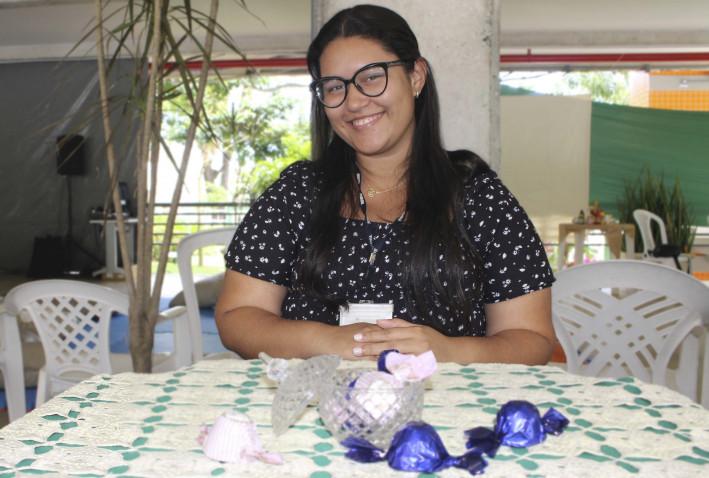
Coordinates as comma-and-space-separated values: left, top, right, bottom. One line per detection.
465, 400, 569, 457
342, 422, 487, 475
377, 349, 437, 382
199, 411, 283, 465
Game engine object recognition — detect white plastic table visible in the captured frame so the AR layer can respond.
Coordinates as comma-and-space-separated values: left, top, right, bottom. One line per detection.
89, 217, 138, 279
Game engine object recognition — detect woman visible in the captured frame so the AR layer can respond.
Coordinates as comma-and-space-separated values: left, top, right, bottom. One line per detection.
215, 4, 555, 364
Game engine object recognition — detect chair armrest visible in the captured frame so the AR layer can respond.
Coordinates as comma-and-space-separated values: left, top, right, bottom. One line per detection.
157, 305, 187, 323
155, 306, 192, 369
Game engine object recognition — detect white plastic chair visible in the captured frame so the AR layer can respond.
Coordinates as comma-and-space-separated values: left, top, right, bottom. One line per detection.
176, 228, 240, 363
1, 306, 26, 422
552, 260, 709, 407
633, 208, 689, 270
3, 279, 192, 406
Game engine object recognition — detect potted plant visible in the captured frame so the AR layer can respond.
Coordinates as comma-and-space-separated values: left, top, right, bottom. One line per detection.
617, 168, 696, 255
89, 0, 246, 372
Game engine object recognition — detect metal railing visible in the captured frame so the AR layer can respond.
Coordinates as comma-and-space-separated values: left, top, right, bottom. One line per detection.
152, 202, 252, 259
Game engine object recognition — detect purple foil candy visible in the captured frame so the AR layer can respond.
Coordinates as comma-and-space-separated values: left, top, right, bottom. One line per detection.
542, 407, 570, 435
377, 349, 438, 383
465, 400, 568, 456
344, 422, 487, 476
377, 349, 399, 372
496, 400, 547, 447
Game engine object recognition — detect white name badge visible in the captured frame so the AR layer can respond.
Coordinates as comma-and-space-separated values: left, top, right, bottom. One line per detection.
338, 302, 394, 326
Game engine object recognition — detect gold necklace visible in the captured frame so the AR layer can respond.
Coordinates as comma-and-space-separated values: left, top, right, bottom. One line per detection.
366, 183, 402, 198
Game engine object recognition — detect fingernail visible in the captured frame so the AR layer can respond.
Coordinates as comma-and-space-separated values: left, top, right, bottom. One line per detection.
353, 333, 363, 341
352, 347, 363, 356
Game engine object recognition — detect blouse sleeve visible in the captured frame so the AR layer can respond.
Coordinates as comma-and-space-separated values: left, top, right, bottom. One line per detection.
224, 161, 312, 287
464, 171, 555, 304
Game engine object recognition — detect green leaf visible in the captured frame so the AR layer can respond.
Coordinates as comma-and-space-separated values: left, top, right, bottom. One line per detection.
528, 453, 564, 460
615, 461, 639, 473
676, 455, 709, 465
314, 442, 334, 452
585, 431, 606, 442
692, 447, 709, 459
122, 451, 140, 461
601, 445, 622, 459
575, 419, 592, 428
517, 459, 539, 470
100, 445, 130, 452
107, 465, 130, 474
15, 458, 36, 468
578, 452, 611, 462
623, 385, 642, 395
311, 455, 331, 467
657, 420, 677, 430
41, 414, 66, 421
132, 437, 148, 447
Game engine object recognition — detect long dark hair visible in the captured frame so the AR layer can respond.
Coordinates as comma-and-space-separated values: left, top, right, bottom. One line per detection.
299, 4, 490, 322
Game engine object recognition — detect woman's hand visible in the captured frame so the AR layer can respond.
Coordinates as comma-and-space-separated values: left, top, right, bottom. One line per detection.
324, 322, 384, 360
350, 318, 448, 359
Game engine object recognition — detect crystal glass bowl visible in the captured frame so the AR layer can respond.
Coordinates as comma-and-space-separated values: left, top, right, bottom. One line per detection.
317, 368, 424, 449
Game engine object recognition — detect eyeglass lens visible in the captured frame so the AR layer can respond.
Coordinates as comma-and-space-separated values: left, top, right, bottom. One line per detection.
316, 64, 388, 108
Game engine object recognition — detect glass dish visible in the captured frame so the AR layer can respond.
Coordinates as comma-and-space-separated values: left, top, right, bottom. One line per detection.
317, 368, 424, 449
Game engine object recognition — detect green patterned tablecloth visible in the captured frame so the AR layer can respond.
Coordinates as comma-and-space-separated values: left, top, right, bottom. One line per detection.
1, 360, 707, 477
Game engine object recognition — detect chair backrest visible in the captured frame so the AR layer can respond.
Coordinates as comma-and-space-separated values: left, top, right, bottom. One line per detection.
1, 307, 26, 422
176, 227, 235, 362
4, 280, 128, 383
633, 209, 668, 255
552, 260, 709, 392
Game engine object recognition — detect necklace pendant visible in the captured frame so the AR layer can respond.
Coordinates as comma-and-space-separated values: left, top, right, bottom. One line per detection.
368, 251, 377, 265
367, 188, 376, 198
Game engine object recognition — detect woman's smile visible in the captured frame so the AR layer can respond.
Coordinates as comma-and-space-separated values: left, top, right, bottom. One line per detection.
350, 112, 384, 129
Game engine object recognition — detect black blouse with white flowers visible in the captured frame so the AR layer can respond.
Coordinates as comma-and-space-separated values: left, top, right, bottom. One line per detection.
225, 161, 554, 337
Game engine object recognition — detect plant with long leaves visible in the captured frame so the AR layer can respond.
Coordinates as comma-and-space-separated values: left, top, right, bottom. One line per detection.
617, 168, 696, 254
91, 0, 247, 372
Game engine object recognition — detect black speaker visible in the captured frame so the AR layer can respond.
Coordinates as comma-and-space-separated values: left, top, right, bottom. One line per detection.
57, 134, 86, 176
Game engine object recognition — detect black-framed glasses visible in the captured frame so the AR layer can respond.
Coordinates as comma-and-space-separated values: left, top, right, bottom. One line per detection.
310, 60, 411, 108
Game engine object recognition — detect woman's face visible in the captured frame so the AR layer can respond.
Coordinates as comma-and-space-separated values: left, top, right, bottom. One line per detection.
318, 36, 425, 163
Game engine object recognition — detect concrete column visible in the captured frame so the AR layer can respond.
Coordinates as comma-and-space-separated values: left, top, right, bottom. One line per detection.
312, 0, 500, 170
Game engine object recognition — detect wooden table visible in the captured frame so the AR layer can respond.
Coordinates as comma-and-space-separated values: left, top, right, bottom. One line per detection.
557, 223, 636, 270
1, 359, 707, 477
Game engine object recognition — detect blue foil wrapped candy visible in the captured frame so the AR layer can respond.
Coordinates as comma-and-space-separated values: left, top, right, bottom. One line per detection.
343, 422, 487, 475
465, 400, 569, 457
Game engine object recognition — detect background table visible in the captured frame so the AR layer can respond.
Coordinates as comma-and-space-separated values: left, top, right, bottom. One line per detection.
89, 218, 138, 279
1, 360, 707, 477
557, 223, 636, 270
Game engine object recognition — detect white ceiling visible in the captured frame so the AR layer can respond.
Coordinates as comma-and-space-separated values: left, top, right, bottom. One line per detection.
1, 0, 708, 67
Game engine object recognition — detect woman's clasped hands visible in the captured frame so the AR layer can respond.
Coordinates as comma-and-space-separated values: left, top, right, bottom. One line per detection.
341, 319, 447, 361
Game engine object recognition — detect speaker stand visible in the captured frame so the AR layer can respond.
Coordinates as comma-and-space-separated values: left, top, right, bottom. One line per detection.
63, 175, 100, 276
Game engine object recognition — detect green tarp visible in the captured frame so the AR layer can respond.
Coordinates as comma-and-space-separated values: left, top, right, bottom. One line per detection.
590, 103, 709, 225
